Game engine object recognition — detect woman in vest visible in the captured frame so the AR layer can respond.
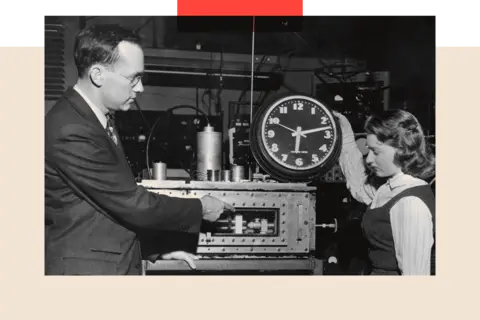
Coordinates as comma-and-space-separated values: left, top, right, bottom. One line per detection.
334, 109, 435, 275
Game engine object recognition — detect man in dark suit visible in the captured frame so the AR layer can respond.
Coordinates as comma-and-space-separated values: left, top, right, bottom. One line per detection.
45, 24, 234, 275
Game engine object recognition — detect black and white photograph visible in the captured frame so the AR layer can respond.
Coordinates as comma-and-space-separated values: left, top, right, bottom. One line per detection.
44, 16, 435, 276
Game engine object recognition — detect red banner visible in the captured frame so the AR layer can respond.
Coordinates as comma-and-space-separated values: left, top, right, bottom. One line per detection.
177, 0, 303, 16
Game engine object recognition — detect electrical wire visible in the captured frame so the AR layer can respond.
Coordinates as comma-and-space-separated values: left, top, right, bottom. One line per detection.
133, 100, 209, 180
133, 100, 152, 131
144, 105, 210, 180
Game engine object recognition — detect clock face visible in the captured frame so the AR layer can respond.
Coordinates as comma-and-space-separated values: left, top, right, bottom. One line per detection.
260, 96, 338, 171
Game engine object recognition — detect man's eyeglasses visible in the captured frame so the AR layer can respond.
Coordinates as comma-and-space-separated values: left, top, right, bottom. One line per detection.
118, 73, 144, 87
107, 70, 144, 87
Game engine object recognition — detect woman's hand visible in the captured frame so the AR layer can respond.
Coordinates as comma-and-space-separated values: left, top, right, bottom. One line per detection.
332, 111, 356, 140
332, 111, 352, 131
161, 251, 199, 270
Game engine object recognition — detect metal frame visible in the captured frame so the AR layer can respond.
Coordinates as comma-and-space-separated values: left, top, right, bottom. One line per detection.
143, 257, 323, 274
143, 48, 279, 78
139, 180, 321, 274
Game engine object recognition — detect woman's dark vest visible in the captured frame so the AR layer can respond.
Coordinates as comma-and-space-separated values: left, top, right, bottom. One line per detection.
362, 185, 435, 275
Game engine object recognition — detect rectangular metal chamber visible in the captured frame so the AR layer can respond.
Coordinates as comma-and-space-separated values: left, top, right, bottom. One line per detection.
140, 180, 321, 274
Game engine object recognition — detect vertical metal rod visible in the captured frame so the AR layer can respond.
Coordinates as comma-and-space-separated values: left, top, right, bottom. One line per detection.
152, 17, 158, 48
250, 16, 256, 125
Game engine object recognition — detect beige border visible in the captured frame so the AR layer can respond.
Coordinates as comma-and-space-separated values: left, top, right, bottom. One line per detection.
1, 47, 478, 318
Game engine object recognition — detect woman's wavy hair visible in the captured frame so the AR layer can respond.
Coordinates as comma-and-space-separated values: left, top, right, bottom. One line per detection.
364, 109, 435, 181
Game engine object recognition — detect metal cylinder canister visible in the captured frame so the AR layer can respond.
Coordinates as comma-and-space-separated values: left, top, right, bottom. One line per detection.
153, 161, 167, 180
196, 125, 222, 180
207, 169, 221, 182
231, 165, 245, 182
221, 170, 231, 182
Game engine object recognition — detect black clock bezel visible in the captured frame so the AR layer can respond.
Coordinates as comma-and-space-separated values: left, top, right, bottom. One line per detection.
250, 95, 342, 182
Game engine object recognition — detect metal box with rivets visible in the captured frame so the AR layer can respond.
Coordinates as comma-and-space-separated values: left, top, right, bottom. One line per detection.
139, 180, 321, 274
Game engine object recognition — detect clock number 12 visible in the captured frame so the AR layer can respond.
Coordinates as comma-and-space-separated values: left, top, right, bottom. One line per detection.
293, 103, 304, 111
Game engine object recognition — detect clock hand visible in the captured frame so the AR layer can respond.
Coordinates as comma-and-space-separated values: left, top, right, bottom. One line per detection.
277, 123, 307, 138
294, 126, 302, 153
291, 126, 332, 136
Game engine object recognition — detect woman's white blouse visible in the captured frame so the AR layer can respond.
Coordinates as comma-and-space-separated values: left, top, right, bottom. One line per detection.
337, 126, 434, 275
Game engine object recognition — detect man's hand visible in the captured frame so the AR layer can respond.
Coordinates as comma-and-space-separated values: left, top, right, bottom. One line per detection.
200, 195, 235, 222
161, 251, 199, 270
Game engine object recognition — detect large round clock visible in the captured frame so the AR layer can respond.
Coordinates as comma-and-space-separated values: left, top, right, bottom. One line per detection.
250, 95, 342, 182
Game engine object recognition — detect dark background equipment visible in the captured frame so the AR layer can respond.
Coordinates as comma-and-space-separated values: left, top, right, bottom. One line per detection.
115, 109, 222, 179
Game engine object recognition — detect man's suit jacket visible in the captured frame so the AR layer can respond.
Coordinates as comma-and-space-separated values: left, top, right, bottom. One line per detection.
45, 88, 203, 275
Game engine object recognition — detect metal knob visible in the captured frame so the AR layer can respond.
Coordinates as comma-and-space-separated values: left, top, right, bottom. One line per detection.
315, 218, 338, 233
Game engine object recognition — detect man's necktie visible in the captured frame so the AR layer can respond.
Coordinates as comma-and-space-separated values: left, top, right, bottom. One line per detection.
106, 113, 119, 145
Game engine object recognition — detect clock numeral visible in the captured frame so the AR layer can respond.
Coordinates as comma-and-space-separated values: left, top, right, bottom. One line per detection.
279, 106, 288, 114
281, 154, 288, 162
295, 158, 304, 166
269, 117, 280, 124
293, 103, 304, 111
312, 154, 319, 163
271, 143, 279, 152
324, 130, 332, 139
267, 130, 275, 138
321, 116, 328, 125
311, 107, 316, 115
319, 144, 327, 152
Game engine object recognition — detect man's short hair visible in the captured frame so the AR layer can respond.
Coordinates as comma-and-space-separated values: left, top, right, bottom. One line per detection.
74, 24, 142, 78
